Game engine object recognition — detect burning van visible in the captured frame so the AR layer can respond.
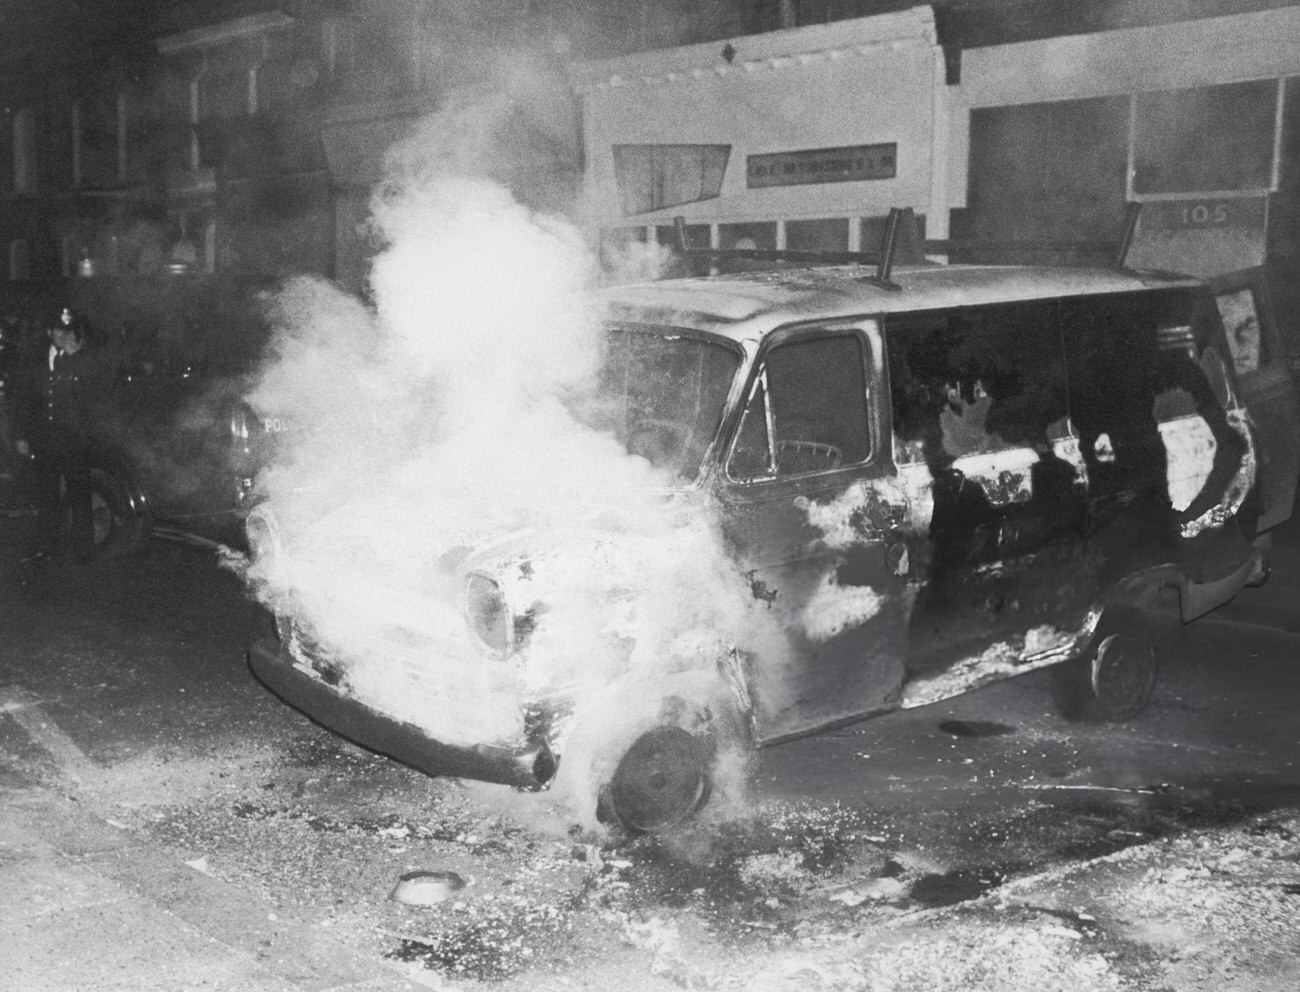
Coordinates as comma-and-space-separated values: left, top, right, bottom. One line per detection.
243, 241, 1297, 834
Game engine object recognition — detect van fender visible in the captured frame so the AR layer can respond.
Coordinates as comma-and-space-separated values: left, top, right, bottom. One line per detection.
1181, 549, 1265, 621
1108, 566, 1185, 617
1109, 532, 1261, 624
1052, 580, 1175, 722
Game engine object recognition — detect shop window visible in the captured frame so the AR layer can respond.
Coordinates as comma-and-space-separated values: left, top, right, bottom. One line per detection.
719, 222, 776, 250
653, 223, 712, 276
1133, 80, 1279, 196
613, 144, 729, 215
787, 218, 849, 253
655, 223, 710, 251
959, 96, 1129, 265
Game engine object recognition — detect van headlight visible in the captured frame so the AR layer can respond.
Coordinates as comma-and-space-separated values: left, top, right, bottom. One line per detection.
465, 573, 513, 657
244, 504, 282, 568
230, 404, 250, 442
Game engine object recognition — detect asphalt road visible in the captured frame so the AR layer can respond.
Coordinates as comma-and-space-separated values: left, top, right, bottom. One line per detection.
2, 506, 1299, 989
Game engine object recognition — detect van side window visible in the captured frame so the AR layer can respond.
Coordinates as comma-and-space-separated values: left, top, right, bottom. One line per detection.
1059, 289, 1244, 514
1214, 285, 1268, 375
887, 300, 1068, 465
728, 332, 870, 480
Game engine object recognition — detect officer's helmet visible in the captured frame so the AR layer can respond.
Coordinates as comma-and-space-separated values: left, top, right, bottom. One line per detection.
47, 305, 89, 343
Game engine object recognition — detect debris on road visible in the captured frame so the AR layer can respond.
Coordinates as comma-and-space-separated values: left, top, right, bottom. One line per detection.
391, 870, 467, 906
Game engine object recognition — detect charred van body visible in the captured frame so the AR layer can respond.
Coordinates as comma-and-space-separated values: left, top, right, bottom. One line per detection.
245, 260, 1298, 834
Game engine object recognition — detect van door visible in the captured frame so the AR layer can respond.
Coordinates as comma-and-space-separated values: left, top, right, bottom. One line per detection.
884, 300, 1093, 681
1059, 288, 1256, 606
717, 322, 910, 743
1209, 268, 1300, 533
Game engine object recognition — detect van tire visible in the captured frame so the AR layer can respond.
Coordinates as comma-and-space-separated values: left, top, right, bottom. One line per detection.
594, 695, 752, 837
86, 461, 152, 558
598, 724, 711, 834
1051, 632, 1157, 722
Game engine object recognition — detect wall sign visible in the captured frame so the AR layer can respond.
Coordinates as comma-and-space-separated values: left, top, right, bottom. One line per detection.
1138, 197, 1266, 231
747, 144, 896, 188
1125, 195, 1268, 278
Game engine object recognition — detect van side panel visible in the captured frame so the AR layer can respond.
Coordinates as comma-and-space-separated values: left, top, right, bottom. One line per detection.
884, 287, 1258, 705
886, 299, 1097, 680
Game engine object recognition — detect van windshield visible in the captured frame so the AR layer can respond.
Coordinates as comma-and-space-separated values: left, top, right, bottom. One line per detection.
575, 327, 742, 481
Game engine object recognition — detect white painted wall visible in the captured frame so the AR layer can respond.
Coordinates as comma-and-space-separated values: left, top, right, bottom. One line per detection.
573, 6, 948, 238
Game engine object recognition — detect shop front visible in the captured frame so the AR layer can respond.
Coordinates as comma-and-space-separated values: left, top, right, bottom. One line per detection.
572, 6, 952, 268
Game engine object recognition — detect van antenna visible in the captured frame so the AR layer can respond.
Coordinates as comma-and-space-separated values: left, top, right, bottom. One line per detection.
877, 208, 903, 286
1116, 201, 1142, 268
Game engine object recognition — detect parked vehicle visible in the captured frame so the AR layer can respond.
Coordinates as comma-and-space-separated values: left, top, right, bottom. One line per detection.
0, 275, 283, 554
80, 363, 282, 553
245, 230, 1297, 834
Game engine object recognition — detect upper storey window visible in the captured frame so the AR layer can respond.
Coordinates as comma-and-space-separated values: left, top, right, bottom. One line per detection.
13, 107, 36, 193
1133, 80, 1280, 196
613, 144, 730, 215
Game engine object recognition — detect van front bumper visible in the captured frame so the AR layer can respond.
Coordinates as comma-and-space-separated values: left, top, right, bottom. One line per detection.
247, 637, 556, 789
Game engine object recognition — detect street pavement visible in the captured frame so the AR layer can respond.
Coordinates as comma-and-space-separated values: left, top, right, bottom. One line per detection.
2, 515, 1299, 991
0, 784, 411, 992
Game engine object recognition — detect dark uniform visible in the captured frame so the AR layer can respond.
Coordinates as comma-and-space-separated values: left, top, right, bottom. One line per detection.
10, 308, 112, 558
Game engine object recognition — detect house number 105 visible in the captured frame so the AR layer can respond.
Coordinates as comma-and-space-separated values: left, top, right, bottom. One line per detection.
1180, 202, 1229, 226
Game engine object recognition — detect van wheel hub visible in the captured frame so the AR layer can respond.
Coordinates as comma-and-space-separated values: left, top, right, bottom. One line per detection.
606, 726, 708, 833
1090, 633, 1157, 719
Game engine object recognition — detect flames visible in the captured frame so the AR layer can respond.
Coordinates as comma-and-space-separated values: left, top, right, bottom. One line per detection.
236, 92, 776, 832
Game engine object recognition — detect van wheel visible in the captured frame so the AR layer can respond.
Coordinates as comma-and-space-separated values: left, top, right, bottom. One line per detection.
1051, 632, 1157, 722
87, 464, 151, 558
598, 725, 711, 834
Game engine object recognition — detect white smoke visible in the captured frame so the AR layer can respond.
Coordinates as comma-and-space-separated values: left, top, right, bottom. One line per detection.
241, 85, 779, 834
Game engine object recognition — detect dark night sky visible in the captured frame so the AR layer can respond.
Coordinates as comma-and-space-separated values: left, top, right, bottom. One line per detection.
0, 0, 159, 64
3, 0, 1300, 77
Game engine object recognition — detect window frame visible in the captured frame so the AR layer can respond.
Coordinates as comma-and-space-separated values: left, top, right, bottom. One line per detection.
883, 298, 1074, 465
723, 320, 881, 486
1207, 267, 1283, 381
598, 321, 748, 486
1128, 78, 1283, 201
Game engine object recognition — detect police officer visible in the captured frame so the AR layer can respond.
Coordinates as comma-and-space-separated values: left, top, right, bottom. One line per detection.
11, 306, 110, 560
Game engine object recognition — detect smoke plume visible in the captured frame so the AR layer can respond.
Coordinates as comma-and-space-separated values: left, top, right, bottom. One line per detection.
240, 82, 775, 833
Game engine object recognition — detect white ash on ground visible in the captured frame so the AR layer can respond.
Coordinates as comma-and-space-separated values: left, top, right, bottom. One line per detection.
96, 726, 1300, 991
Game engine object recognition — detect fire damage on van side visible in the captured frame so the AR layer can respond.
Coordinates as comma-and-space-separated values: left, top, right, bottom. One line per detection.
242, 228, 1298, 836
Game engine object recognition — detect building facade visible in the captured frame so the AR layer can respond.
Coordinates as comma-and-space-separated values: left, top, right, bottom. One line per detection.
572, 7, 952, 262
574, 2, 1300, 358
5, 1, 1300, 359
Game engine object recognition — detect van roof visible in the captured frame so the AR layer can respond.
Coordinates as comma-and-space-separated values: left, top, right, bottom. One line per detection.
600, 264, 1202, 343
